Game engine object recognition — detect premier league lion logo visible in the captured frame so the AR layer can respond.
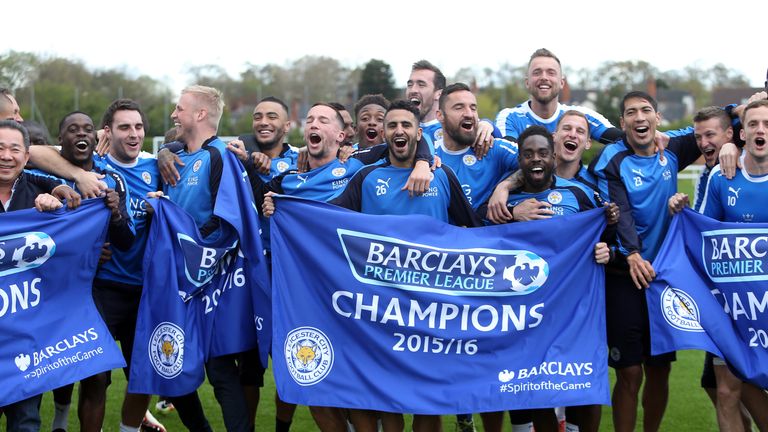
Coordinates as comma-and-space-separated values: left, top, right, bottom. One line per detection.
503, 252, 550, 294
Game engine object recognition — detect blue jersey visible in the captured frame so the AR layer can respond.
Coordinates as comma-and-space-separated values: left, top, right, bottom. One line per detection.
94, 152, 160, 285
421, 119, 443, 154
330, 164, 480, 227
495, 101, 615, 143
435, 138, 519, 208
589, 129, 699, 260
692, 165, 713, 212
164, 137, 226, 237
699, 163, 768, 223
238, 139, 299, 183
507, 176, 597, 217
259, 158, 366, 202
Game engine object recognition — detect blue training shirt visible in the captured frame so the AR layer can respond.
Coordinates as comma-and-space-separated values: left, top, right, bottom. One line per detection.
94, 152, 160, 285
164, 137, 226, 237
496, 101, 614, 143
435, 138, 519, 209
330, 163, 480, 227
506, 176, 597, 217
700, 160, 768, 223
589, 128, 700, 260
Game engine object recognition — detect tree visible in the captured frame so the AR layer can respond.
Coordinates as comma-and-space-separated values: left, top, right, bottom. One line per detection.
357, 59, 397, 100
0, 51, 39, 90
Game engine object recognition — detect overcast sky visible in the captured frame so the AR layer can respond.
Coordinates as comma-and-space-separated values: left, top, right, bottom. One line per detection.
6, 0, 767, 94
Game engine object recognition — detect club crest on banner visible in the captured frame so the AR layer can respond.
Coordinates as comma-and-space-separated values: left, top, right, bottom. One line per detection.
149, 322, 185, 379
660, 286, 703, 332
284, 327, 334, 386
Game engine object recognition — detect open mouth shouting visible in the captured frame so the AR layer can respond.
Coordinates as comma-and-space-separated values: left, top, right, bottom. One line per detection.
563, 140, 578, 152
391, 135, 408, 150
308, 133, 322, 145
460, 118, 475, 132
755, 136, 767, 151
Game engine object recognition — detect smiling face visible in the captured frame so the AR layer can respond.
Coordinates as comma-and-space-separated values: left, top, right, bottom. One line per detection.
519, 134, 555, 192
554, 113, 590, 165
620, 96, 660, 153
106, 109, 145, 164
252, 101, 290, 150
406, 69, 439, 121
693, 117, 732, 168
384, 108, 422, 166
303, 104, 344, 163
438, 89, 478, 149
355, 104, 386, 148
59, 113, 96, 168
0, 127, 29, 187
525, 56, 563, 105
170, 92, 201, 143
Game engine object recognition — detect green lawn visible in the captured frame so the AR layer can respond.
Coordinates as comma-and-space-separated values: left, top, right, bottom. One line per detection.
19, 350, 717, 431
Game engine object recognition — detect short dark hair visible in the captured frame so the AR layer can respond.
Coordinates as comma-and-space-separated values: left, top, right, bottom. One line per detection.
328, 102, 348, 113
354, 94, 389, 118
58, 111, 92, 134
311, 102, 345, 129
518, 125, 554, 151
620, 91, 657, 115
386, 99, 421, 123
163, 126, 178, 144
0, 119, 30, 149
258, 96, 290, 117
693, 106, 731, 131
101, 98, 147, 130
438, 82, 471, 111
20, 120, 50, 145
412, 60, 446, 90
528, 48, 562, 70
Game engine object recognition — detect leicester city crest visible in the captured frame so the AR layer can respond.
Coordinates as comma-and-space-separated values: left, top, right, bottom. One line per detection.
284, 326, 334, 386
660, 286, 703, 332
149, 322, 185, 378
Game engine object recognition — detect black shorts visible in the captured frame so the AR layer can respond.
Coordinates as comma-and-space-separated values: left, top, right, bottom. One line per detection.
92, 278, 142, 377
239, 347, 266, 387
701, 351, 716, 389
605, 268, 676, 369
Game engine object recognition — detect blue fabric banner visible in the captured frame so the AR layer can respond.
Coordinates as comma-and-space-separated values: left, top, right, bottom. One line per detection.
128, 146, 270, 396
128, 194, 266, 396
270, 196, 610, 414
648, 208, 768, 387
0, 200, 126, 406
209, 145, 271, 362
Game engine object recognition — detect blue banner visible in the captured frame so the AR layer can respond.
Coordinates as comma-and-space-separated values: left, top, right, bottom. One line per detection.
128, 146, 270, 396
270, 196, 610, 414
128, 196, 264, 396
648, 209, 768, 387
0, 200, 126, 406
